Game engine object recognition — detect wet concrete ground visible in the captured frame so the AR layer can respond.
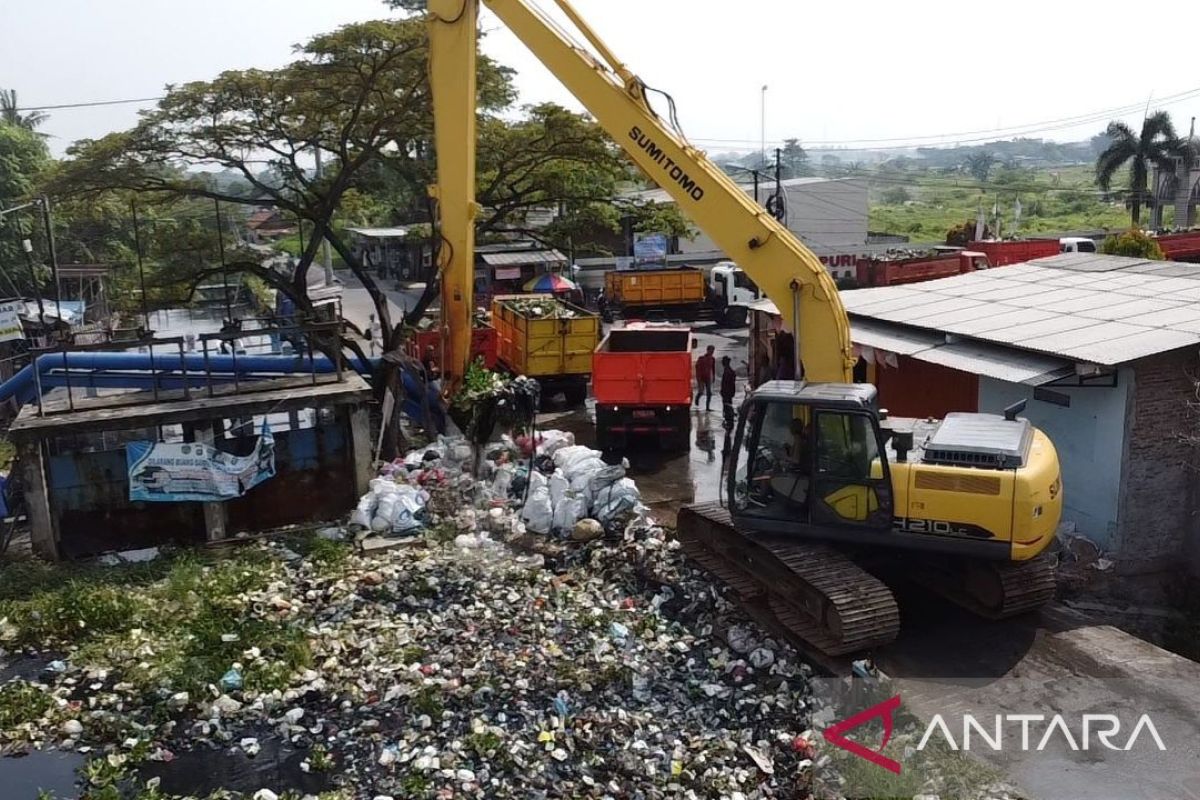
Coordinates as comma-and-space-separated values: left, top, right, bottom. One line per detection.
536, 321, 749, 527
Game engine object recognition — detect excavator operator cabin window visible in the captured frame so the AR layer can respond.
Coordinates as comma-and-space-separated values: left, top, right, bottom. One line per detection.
815, 413, 877, 481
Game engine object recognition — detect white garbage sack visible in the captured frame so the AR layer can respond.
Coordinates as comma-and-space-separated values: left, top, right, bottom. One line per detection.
372, 488, 400, 532
536, 429, 576, 458
490, 463, 515, 501
592, 476, 643, 523
552, 491, 588, 531
349, 491, 377, 530
586, 463, 627, 514
548, 470, 569, 509
520, 471, 554, 534
390, 484, 426, 533
553, 445, 604, 476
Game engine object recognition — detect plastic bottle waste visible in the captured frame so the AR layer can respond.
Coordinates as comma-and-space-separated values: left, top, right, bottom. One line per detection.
220, 666, 243, 692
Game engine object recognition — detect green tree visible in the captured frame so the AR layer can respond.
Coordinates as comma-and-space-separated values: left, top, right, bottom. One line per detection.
1099, 229, 1165, 259
1095, 110, 1193, 226
880, 186, 911, 205
0, 123, 51, 287
780, 138, 812, 178
0, 89, 48, 131
48, 18, 514, 344
964, 152, 996, 182
473, 103, 691, 254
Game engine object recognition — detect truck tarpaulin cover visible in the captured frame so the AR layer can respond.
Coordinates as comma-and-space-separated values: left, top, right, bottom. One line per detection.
126, 421, 276, 502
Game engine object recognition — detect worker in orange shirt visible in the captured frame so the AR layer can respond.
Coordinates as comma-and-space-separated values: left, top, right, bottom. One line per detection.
695, 344, 716, 410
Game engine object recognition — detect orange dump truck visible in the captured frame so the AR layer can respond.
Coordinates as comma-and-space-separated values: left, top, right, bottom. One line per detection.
592, 324, 694, 450
603, 268, 707, 317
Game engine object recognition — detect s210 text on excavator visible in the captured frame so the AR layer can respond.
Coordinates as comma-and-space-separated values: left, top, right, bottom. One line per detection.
427, 0, 1063, 656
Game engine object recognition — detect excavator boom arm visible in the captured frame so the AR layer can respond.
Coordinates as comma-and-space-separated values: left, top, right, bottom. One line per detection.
430, 0, 855, 385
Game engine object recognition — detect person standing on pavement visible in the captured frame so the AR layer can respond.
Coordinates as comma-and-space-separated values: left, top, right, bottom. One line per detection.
695, 344, 716, 410
720, 355, 737, 427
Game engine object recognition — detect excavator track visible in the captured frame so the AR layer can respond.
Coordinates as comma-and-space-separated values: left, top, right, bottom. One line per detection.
678, 502, 901, 656
912, 553, 1057, 620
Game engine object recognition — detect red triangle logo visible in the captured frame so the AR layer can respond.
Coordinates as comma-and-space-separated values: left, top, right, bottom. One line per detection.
822, 694, 903, 774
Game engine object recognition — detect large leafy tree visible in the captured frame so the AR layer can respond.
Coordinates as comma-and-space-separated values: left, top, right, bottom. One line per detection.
964, 152, 996, 183
0, 89, 48, 131
47, 18, 514, 345
780, 138, 812, 179
0, 123, 51, 286
473, 103, 690, 252
1096, 111, 1193, 225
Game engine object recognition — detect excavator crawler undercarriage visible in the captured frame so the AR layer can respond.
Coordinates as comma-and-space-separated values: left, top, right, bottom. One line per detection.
678, 502, 1055, 659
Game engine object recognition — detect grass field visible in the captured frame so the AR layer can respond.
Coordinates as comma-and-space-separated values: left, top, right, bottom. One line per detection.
865, 163, 1143, 242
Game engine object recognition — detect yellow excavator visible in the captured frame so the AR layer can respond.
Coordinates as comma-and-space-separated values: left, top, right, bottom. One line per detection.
427, 0, 1062, 656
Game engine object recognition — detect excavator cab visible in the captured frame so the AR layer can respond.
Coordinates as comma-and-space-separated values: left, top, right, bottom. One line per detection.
728, 381, 894, 535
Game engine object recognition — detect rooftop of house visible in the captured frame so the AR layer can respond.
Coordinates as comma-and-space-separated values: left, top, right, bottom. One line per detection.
841, 252, 1200, 368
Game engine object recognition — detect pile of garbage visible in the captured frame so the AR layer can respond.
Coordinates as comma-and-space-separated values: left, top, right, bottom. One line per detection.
0, 436, 1020, 800
349, 430, 644, 541
499, 296, 580, 319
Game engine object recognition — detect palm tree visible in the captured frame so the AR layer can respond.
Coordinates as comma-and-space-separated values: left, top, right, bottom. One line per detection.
1095, 110, 1193, 225
0, 89, 48, 131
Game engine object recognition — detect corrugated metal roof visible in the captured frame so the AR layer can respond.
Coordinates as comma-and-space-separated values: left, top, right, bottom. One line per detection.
851, 318, 942, 355
479, 249, 566, 266
843, 254, 1200, 365
915, 340, 1075, 385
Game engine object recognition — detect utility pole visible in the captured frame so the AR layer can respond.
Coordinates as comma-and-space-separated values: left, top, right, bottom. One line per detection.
775, 147, 782, 199
760, 85, 768, 170
130, 200, 151, 330
213, 198, 233, 323
314, 148, 335, 286
21, 238, 45, 324
39, 197, 62, 324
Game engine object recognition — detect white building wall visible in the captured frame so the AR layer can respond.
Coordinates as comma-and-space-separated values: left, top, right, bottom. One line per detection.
675, 177, 868, 255
977, 374, 1131, 547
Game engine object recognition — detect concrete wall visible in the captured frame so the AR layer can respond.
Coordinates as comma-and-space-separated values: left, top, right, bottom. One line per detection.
978, 374, 1130, 548
1116, 350, 1200, 573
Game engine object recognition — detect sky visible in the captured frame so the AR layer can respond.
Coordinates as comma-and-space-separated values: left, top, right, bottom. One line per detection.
5, 0, 1200, 158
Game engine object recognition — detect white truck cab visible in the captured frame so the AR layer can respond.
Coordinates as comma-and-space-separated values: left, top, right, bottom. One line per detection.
708, 261, 761, 326
1059, 236, 1097, 254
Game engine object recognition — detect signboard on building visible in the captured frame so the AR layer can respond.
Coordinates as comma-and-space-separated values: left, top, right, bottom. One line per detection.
0, 301, 24, 343
633, 233, 669, 268
127, 421, 276, 502
494, 267, 522, 281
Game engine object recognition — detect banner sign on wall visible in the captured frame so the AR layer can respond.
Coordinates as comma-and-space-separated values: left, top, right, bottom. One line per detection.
127, 421, 276, 502
0, 301, 23, 343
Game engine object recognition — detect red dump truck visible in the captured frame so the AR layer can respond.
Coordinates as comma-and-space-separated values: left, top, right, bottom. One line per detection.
406, 326, 498, 371
853, 239, 1059, 287
592, 324, 694, 450
968, 238, 1059, 266
855, 250, 990, 287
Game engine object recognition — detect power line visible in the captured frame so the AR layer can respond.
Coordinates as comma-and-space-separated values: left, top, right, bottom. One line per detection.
693, 86, 1200, 150
14, 96, 164, 112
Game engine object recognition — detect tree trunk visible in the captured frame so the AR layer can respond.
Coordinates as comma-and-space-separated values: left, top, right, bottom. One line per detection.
322, 228, 394, 339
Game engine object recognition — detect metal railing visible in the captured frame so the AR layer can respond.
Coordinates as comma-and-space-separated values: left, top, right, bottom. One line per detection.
27, 317, 349, 418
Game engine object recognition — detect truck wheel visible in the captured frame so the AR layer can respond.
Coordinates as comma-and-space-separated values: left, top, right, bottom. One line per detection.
562, 383, 589, 407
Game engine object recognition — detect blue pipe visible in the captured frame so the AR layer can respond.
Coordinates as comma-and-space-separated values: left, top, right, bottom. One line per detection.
0, 350, 443, 434
1, 352, 380, 406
